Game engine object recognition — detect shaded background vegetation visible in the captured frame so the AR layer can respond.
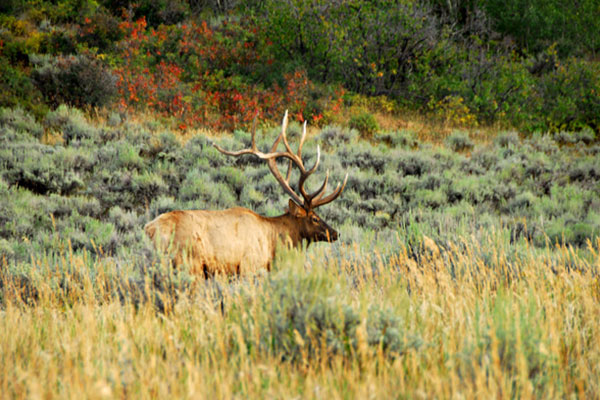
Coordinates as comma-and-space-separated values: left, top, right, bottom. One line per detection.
0, 0, 599, 133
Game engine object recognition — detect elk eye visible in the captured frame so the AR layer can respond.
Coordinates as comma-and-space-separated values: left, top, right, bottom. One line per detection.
311, 216, 319, 223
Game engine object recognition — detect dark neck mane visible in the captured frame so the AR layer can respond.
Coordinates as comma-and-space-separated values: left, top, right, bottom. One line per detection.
265, 213, 304, 247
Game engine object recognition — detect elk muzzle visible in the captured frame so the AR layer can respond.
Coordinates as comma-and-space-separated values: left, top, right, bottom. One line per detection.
316, 222, 338, 243
327, 228, 339, 242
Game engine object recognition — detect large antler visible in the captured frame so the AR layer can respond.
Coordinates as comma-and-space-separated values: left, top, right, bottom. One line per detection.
213, 111, 348, 210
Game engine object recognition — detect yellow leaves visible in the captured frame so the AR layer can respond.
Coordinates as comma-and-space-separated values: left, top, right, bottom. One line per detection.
24, 32, 43, 53
431, 95, 478, 128
11, 19, 30, 36
349, 93, 397, 114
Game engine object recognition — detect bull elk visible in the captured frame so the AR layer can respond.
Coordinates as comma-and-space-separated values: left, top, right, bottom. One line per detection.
144, 111, 348, 276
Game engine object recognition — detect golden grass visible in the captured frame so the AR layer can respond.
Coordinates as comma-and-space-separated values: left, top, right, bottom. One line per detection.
1, 234, 599, 399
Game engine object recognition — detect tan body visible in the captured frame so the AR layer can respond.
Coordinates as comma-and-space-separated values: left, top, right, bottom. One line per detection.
145, 201, 335, 276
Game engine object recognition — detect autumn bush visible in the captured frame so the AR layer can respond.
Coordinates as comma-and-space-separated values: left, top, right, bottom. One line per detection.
109, 16, 344, 130
76, 6, 124, 50
530, 57, 600, 132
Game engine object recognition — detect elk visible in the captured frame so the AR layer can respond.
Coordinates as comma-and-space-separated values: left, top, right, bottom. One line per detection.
144, 111, 348, 276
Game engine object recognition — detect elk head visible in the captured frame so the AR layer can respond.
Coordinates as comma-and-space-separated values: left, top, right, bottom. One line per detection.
286, 199, 338, 243
213, 111, 348, 245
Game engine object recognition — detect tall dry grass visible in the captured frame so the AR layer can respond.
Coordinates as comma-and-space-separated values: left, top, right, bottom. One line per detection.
1, 233, 599, 399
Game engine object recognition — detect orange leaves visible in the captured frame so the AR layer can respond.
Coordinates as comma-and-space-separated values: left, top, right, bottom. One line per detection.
119, 17, 147, 39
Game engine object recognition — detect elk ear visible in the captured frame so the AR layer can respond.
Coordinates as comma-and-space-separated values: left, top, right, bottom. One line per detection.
288, 199, 307, 217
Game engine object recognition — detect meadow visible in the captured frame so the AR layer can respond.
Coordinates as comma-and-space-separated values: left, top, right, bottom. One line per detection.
1, 106, 599, 398
2, 0, 600, 397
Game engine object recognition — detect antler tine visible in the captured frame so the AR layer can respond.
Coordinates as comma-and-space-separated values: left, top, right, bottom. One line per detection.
212, 144, 258, 157
298, 120, 307, 159
310, 173, 349, 208
298, 146, 321, 204
212, 111, 260, 156
266, 159, 304, 206
308, 145, 320, 174
250, 111, 258, 150
279, 110, 298, 162
308, 170, 329, 202
269, 110, 286, 153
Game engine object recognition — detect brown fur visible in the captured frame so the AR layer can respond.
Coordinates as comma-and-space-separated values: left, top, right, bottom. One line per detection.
144, 200, 337, 276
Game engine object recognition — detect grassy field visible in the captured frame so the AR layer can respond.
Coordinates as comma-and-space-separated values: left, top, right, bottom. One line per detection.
1, 107, 599, 398
2, 236, 599, 398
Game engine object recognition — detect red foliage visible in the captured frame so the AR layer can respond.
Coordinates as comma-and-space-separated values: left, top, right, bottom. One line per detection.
112, 18, 345, 131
